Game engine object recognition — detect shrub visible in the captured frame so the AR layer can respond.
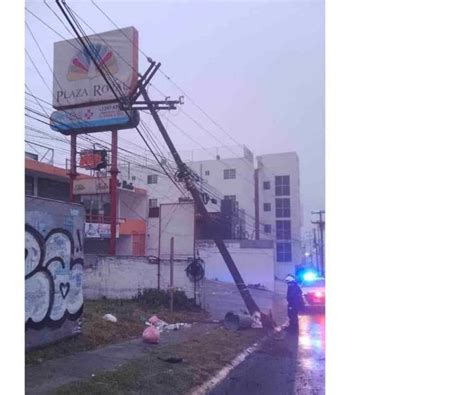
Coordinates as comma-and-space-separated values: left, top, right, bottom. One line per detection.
133, 288, 197, 311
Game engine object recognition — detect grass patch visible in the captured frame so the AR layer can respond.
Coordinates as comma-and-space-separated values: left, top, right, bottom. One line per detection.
56, 327, 265, 395
26, 297, 208, 365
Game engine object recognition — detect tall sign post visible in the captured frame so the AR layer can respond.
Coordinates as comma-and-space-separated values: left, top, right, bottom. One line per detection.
50, 25, 140, 256
69, 133, 77, 202
109, 130, 118, 255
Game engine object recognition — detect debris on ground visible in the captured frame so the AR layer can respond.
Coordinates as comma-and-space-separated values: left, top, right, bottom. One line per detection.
248, 283, 267, 291
158, 356, 183, 363
224, 312, 253, 331
147, 315, 161, 326
102, 314, 117, 323
142, 326, 160, 344
145, 316, 192, 333
251, 311, 263, 329
163, 323, 192, 331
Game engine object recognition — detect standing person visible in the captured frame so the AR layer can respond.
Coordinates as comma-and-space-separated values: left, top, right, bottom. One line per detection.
285, 274, 305, 334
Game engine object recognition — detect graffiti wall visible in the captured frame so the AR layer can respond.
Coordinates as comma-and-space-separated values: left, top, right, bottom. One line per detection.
25, 196, 85, 349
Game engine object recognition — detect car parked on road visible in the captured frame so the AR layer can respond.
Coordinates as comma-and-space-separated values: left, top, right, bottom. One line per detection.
296, 268, 325, 310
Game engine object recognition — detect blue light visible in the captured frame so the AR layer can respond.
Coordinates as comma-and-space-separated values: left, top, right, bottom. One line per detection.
303, 271, 318, 282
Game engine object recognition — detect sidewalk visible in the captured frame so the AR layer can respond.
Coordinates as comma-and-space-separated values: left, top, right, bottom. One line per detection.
25, 322, 219, 394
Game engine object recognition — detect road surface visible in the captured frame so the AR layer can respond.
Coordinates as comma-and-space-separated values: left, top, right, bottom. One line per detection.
209, 312, 326, 395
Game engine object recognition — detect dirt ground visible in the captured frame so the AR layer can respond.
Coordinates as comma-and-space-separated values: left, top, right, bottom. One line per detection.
54, 327, 265, 395
26, 298, 209, 365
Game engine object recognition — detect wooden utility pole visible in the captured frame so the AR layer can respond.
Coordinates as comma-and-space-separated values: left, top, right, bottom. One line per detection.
312, 210, 325, 276
139, 85, 265, 323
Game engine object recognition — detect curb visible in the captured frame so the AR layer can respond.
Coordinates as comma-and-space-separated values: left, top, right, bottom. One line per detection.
189, 323, 286, 395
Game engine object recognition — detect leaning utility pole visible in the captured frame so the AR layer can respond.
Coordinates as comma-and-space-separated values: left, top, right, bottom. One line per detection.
139, 85, 263, 319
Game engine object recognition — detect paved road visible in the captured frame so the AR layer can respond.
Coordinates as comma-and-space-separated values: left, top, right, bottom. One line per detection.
209, 312, 326, 395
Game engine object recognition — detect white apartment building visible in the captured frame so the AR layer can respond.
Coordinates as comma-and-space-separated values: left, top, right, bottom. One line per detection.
183, 145, 256, 238
256, 152, 303, 279
118, 146, 303, 278
119, 145, 256, 231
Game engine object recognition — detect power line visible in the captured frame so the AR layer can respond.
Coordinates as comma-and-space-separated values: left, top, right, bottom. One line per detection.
26, 2, 303, 248
25, 8, 186, 197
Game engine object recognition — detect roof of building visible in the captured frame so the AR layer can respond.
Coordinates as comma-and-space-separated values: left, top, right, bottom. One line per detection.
25, 158, 91, 181
25, 159, 147, 195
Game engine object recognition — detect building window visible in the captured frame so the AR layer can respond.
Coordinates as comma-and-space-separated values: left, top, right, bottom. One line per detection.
263, 181, 271, 190
275, 175, 290, 196
149, 198, 158, 208
147, 174, 158, 184
276, 220, 291, 240
276, 242, 292, 262
205, 170, 210, 176
37, 177, 69, 202
263, 203, 271, 212
275, 198, 290, 218
25, 175, 34, 196
224, 168, 236, 179
264, 224, 271, 233
224, 195, 236, 200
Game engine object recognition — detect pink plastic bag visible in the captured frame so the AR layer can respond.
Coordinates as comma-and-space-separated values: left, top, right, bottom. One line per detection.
142, 326, 160, 344
148, 315, 160, 325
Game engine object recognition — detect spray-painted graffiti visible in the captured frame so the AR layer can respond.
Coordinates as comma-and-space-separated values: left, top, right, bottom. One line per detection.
25, 224, 84, 329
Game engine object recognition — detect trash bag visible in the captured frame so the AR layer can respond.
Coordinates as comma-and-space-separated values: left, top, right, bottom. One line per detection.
146, 316, 168, 332
142, 326, 160, 344
147, 315, 161, 325
102, 314, 117, 323
251, 312, 263, 329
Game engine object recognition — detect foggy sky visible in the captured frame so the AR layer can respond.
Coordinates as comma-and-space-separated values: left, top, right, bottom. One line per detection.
25, 0, 325, 235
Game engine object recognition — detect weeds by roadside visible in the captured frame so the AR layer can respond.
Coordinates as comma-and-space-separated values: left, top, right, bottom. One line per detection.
55, 327, 265, 395
26, 294, 208, 365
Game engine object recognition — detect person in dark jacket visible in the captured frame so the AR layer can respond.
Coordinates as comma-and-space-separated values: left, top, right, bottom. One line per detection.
285, 274, 305, 334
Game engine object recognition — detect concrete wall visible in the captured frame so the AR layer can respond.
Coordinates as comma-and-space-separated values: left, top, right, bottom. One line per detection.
118, 189, 147, 219
197, 239, 275, 291
83, 255, 199, 300
146, 217, 160, 257
159, 202, 195, 261
25, 196, 85, 349
116, 235, 132, 256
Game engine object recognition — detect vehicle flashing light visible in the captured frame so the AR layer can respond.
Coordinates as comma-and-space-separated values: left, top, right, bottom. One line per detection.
303, 271, 318, 282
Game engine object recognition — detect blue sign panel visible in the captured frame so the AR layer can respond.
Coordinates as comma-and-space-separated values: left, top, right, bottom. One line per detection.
50, 103, 140, 135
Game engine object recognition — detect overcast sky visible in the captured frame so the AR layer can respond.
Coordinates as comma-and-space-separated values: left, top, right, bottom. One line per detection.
25, 0, 325, 234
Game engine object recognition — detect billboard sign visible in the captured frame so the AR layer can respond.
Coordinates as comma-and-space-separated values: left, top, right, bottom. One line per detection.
85, 223, 119, 239
53, 26, 139, 109
73, 178, 109, 195
79, 150, 107, 170
73, 177, 135, 195
50, 102, 140, 135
